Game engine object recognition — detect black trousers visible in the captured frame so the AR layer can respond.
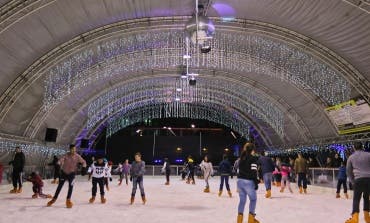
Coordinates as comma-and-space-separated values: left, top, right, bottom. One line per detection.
297, 173, 307, 189
352, 177, 370, 214
165, 170, 170, 182
53, 166, 60, 180
53, 172, 75, 199
92, 177, 105, 197
12, 169, 22, 188
220, 175, 230, 191
336, 178, 347, 193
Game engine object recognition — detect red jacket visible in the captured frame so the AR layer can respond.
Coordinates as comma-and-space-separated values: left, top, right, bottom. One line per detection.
28, 174, 43, 187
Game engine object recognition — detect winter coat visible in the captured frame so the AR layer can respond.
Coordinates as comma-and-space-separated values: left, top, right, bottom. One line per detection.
218, 159, 232, 175
9, 152, 25, 172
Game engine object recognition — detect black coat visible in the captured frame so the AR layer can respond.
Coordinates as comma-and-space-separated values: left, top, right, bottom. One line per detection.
9, 152, 25, 171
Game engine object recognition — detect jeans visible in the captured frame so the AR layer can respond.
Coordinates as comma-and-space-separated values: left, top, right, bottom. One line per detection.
220, 175, 230, 191
352, 178, 370, 214
237, 179, 257, 215
53, 172, 75, 199
297, 173, 307, 189
336, 178, 347, 194
12, 169, 22, 188
92, 177, 105, 196
263, 172, 272, 190
132, 176, 145, 197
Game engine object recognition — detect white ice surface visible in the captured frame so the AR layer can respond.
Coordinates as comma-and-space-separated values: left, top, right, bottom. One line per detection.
0, 176, 365, 223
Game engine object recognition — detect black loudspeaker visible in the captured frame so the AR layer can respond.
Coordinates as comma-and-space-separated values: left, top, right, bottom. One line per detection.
45, 128, 58, 142
80, 139, 89, 148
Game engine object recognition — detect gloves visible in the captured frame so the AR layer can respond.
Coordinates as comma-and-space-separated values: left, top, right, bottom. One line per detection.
110, 177, 112, 182
81, 167, 87, 176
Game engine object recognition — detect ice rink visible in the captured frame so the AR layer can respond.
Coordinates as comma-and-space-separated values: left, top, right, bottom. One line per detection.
0, 176, 364, 223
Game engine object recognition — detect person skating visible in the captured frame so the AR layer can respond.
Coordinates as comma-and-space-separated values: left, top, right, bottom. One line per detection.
115, 162, 123, 185
122, 159, 131, 185
294, 153, 308, 194
218, 154, 232, 197
48, 155, 61, 184
27, 172, 52, 199
280, 161, 293, 193
130, 153, 146, 205
257, 151, 275, 198
104, 161, 113, 191
47, 144, 87, 208
162, 157, 171, 185
88, 155, 109, 204
336, 161, 349, 199
200, 155, 213, 193
186, 156, 196, 184
237, 143, 260, 223
9, 146, 25, 193
345, 142, 370, 223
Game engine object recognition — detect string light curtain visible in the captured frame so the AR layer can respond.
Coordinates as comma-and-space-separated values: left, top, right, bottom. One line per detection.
44, 30, 351, 112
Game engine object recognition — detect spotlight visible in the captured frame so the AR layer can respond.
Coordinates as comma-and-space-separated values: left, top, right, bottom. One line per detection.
191, 124, 195, 128
175, 97, 181, 101
136, 129, 141, 133
176, 88, 182, 92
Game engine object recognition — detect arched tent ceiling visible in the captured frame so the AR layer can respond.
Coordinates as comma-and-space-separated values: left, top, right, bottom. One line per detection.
0, 0, 369, 147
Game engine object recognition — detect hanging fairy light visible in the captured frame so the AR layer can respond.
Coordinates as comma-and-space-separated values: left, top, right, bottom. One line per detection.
43, 30, 351, 112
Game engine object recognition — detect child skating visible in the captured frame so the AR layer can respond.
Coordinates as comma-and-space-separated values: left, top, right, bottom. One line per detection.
27, 172, 52, 199
88, 155, 109, 204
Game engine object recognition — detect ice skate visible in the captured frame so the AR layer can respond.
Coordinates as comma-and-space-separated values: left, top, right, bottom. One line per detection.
345, 212, 359, 223
16, 188, 22, 193
299, 186, 303, 194
66, 199, 73, 208
89, 196, 95, 203
101, 195, 106, 204
344, 193, 349, 199
9, 188, 17, 193
32, 193, 38, 199
130, 196, 134, 205
141, 196, 146, 205
165, 181, 170, 185
336, 193, 340, 198
303, 188, 307, 194
364, 211, 370, 223
203, 186, 210, 193
237, 214, 243, 223
218, 190, 222, 197
265, 190, 271, 198
248, 213, 260, 223
47, 198, 56, 207
227, 190, 232, 198
280, 188, 284, 193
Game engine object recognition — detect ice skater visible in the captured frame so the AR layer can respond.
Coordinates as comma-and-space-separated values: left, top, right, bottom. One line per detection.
104, 161, 112, 191
162, 157, 171, 185
257, 151, 275, 198
9, 146, 25, 194
88, 155, 109, 204
200, 155, 213, 193
48, 155, 61, 184
336, 161, 348, 199
294, 153, 308, 194
237, 143, 260, 223
186, 156, 196, 185
345, 142, 370, 223
218, 154, 232, 197
27, 172, 52, 199
130, 153, 146, 205
280, 161, 293, 193
47, 144, 87, 208
115, 162, 123, 185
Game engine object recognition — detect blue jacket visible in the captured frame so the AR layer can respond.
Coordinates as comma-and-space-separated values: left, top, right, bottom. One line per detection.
337, 166, 347, 180
257, 156, 275, 175
218, 159, 232, 175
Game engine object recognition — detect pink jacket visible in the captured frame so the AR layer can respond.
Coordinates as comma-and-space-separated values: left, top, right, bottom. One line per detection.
280, 165, 291, 177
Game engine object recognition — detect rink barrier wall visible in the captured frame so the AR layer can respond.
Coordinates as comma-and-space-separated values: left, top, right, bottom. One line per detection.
1, 165, 344, 189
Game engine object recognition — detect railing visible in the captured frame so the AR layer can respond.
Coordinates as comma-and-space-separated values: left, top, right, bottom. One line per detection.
1, 165, 343, 189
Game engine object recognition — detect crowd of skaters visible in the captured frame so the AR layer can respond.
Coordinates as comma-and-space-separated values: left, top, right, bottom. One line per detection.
3, 141, 370, 223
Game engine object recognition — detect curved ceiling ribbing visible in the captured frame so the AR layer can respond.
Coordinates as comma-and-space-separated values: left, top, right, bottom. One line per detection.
0, 19, 343, 145
1, 1, 368, 147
